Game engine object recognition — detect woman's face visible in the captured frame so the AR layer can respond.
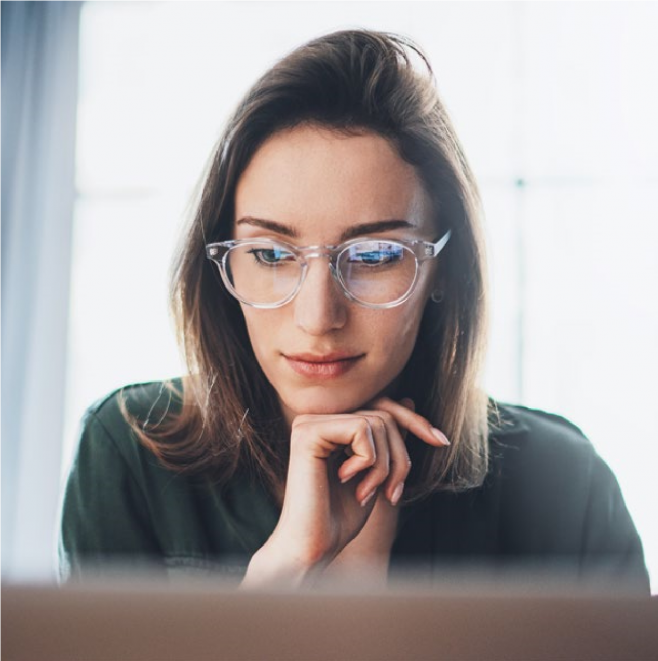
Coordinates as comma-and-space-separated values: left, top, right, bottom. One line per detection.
233, 124, 437, 426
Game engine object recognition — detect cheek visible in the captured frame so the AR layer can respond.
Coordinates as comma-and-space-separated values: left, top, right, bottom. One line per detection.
369, 299, 428, 358
240, 308, 276, 360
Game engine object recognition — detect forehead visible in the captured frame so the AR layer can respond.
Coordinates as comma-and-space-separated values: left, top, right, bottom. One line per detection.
233, 125, 433, 240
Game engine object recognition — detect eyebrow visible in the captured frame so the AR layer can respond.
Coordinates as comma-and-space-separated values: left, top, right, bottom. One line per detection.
236, 217, 415, 242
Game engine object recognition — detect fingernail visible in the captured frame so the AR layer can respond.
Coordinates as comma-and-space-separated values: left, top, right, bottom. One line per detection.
360, 489, 376, 507
391, 482, 404, 506
340, 466, 360, 483
431, 427, 451, 445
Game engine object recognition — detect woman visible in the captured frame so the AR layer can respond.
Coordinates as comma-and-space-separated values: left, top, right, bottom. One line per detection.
59, 30, 649, 591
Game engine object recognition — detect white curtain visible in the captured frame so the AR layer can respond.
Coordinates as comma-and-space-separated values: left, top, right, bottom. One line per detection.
2, 1, 82, 578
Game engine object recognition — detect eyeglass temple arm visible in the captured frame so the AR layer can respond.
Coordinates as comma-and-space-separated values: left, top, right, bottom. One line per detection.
427, 230, 452, 257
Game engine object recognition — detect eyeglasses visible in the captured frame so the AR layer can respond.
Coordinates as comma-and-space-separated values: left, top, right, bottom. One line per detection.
206, 231, 451, 309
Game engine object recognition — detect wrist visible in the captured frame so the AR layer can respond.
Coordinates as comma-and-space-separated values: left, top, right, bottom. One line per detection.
240, 537, 331, 590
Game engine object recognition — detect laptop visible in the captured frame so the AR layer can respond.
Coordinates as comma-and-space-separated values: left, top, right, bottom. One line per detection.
3, 577, 657, 660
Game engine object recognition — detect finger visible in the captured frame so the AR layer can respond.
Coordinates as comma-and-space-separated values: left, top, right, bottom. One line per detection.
368, 397, 450, 447
291, 414, 377, 464
338, 415, 390, 505
382, 413, 412, 505
345, 410, 412, 507
356, 414, 391, 506
365, 410, 412, 505
395, 399, 414, 442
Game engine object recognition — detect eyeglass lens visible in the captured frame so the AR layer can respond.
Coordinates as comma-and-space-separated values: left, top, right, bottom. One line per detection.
223, 240, 418, 306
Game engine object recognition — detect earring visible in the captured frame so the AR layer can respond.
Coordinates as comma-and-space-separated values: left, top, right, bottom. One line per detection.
431, 289, 444, 304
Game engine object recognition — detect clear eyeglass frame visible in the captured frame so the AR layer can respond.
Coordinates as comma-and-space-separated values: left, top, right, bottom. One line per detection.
205, 230, 451, 310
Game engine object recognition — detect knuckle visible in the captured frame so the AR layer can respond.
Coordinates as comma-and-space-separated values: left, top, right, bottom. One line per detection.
356, 416, 370, 431
370, 416, 387, 433
356, 416, 374, 438
289, 428, 304, 448
292, 414, 312, 428
363, 450, 377, 467
392, 453, 412, 477
289, 416, 316, 445
377, 411, 395, 427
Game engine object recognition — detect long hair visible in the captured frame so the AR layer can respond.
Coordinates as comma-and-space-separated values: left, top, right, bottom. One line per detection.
123, 29, 490, 503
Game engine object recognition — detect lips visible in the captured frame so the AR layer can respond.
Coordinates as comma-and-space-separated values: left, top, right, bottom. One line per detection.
283, 351, 364, 379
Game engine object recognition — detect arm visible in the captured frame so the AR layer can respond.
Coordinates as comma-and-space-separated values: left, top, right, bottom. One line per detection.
494, 405, 650, 593
579, 453, 650, 593
59, 411, 164, 580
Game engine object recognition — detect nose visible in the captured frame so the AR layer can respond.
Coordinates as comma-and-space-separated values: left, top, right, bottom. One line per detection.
293, 258, 347, 335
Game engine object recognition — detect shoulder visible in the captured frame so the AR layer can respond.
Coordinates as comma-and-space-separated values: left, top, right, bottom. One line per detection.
483, 401, 648, 588
86, 377, 184, 427
486, 400, 625, 521
485, 402, 624, 542
488, 401, 599, 475
74, 378, 185, 470
60, 379, 188, 576
485, 401, 609, 534
489, 400, 590, 446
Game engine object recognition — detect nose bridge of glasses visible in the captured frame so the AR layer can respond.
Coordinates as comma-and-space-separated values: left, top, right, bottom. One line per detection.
296, 246, 343, 298
296, 245, 336, 262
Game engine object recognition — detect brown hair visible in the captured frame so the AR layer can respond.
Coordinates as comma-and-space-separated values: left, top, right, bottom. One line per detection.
123, 29, 490, 503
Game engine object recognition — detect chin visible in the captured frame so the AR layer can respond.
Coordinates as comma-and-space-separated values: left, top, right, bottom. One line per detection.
282, 385, 380, 417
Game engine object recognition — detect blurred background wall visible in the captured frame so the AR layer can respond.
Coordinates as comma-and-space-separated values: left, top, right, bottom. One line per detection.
2, 1, 657, 591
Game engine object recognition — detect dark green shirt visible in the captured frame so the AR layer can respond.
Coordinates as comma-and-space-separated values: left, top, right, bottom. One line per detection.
59, 380, 650, 591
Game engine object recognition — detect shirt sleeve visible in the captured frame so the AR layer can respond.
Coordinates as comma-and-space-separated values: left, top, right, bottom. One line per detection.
492, 405, 650, 594
579, 452, 650, 593
58, 409, 165, 580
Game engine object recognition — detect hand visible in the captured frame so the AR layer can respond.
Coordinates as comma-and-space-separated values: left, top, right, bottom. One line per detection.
241, 397, 450, 588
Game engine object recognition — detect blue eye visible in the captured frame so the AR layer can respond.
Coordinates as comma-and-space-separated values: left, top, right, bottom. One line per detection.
248, 248, 295, 265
